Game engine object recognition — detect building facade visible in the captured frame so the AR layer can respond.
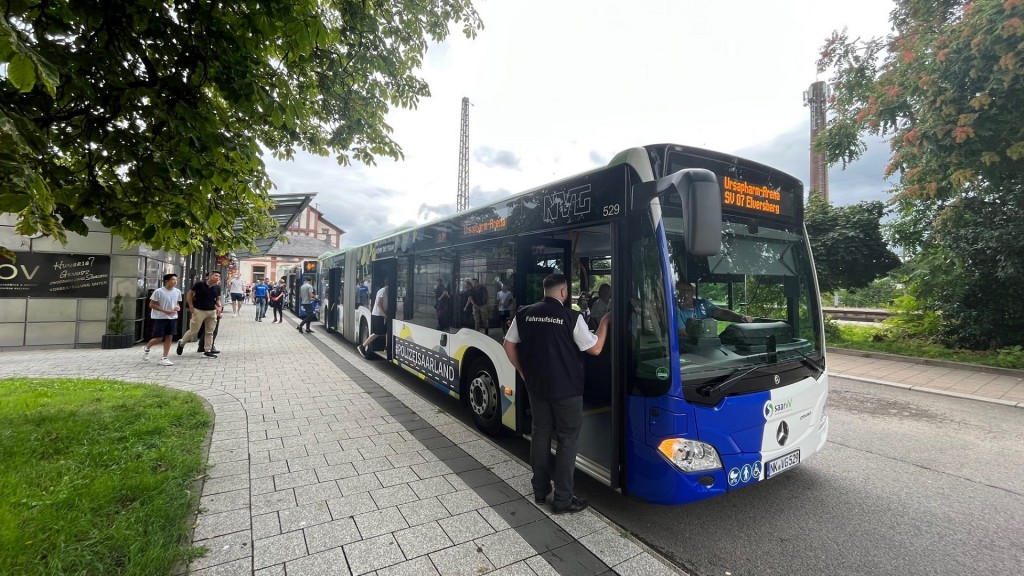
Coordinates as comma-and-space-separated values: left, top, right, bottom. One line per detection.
237, 205, 343, 283
0, 214, 188, 348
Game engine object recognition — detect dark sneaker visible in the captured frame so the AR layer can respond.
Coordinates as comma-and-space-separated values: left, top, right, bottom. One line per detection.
297, 326, 303, 333
305, 329, 314, 334
176, 340, 184, 356
196, 348, 205, 353
208, 348, 220, 354
552, 496, 588, 514
203, 351, 218, 358
534, 493, 549, 505
357, 344, 366, 357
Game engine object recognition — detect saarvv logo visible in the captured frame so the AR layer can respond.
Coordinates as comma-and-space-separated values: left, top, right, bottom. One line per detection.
763, 398, 794, 419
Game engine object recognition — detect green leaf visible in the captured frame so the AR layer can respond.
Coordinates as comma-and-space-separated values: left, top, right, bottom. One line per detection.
0, 193, 32, 212
7, 54, 36, 92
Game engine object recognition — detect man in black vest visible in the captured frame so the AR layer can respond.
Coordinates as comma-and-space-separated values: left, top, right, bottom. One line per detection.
503, 273, 610, 514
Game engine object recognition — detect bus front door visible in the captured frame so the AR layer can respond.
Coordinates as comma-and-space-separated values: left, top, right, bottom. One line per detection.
327, 267, 343, 332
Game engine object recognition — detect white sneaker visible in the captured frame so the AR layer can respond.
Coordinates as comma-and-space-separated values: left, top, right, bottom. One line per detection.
143, 348, 151, 361
159, 358, 173, 366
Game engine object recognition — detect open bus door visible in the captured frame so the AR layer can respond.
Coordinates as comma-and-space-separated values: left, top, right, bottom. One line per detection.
326, 266, 343, 332
514, 230, 623, 490
368, 258, 397, 360
514, 236, 572, 441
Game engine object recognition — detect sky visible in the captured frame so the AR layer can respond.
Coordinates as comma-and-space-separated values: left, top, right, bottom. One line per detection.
265, 0, 898, 246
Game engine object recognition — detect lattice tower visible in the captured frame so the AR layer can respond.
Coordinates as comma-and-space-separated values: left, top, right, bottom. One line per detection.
457, 97, 470, 212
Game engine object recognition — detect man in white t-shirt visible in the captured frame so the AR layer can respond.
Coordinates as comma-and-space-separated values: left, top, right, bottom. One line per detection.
496, 283, 515, 334
590, 283, 612, 323
228, 274, 245, 316
144, 273, 183, 366
358, 277, 389, 358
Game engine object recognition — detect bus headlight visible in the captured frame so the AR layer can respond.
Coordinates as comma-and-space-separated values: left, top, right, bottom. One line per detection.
657, 439, 723, 472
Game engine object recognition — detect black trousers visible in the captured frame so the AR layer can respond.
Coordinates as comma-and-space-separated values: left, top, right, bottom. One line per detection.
529, 394, 583, 506
298, 303, 315, 330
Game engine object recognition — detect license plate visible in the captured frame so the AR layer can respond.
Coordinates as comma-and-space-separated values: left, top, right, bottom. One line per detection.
766, 450, 800, 478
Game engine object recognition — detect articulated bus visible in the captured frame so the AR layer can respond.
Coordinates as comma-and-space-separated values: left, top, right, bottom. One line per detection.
319, 144, 828, 504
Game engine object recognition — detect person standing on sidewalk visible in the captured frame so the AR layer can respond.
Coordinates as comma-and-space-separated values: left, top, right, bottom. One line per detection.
358, 277, 389, 357
253, 279, 269, 321
269, 279, 287, 323
228, 274, 245, 317
143, 273, 182, 366
177, 271, 223, 358
296, 277, 318, 333
502, 273, 611, 514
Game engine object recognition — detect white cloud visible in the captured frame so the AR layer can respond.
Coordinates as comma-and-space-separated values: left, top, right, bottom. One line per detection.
265, 0, 898, 243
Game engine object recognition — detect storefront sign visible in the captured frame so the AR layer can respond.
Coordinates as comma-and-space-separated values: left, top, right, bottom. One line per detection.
0, 252, 111, 298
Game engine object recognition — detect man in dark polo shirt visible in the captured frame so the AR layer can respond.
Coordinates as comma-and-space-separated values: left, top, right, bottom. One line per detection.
177, 270, 223, 358
502, 273, 610, 514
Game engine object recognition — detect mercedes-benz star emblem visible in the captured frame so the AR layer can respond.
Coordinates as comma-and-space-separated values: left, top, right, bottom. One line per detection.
776, 421, 790, 446
773, 375, 781, 385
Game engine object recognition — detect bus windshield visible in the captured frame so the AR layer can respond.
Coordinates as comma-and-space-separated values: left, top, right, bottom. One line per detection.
664, 218, 823, 381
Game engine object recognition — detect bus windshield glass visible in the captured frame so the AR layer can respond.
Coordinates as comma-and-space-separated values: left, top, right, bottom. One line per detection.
664, 217, 823, 381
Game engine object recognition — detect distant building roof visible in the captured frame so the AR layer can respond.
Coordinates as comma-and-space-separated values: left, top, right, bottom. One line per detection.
265, 234, 334, 258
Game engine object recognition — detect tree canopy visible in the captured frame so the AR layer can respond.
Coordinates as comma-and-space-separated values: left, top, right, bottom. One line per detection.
816, 0, 1024, 348
804, 195, 901, 294
0, 0, 482, 261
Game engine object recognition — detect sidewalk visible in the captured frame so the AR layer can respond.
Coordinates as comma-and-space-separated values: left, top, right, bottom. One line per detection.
3, 321, 1020, 576
828, 349, 1024, 408
0, 313, 680, 576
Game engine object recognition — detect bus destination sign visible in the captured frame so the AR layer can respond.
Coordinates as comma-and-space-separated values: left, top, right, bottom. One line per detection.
721, 176, 792, 219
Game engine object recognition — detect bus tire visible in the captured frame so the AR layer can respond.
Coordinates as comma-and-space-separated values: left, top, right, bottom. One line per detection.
466, 358, 503, 436
358, 320, 368, 350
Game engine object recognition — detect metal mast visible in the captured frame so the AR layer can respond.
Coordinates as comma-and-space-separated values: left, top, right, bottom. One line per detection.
457, 97, 470, 212
803, 81, 830, 202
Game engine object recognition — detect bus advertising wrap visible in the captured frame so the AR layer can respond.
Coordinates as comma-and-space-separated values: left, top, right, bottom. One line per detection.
393, 336, 460, 391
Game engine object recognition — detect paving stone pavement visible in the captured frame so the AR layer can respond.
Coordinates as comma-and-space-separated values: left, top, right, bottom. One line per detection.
828, 350, 1024, 408
0, 313, 685, 576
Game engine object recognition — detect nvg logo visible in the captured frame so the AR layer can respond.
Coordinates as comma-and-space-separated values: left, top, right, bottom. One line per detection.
763, 398, 793, 419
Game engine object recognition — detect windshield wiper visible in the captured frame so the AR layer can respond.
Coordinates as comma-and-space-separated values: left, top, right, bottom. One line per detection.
696, 348, 822, 398
786, 348, 824, 375
698, 359, 773, 397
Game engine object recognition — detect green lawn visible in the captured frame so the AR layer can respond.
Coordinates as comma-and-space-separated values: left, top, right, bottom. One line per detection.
827, 323, 1024, 370
0, 378, 211, 576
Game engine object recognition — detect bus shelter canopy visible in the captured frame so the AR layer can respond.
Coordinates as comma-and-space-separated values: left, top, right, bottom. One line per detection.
233, 193, 315, 258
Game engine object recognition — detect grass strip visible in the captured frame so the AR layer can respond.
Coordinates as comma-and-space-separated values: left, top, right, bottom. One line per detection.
828, 324, 1024, 370
0, 377, 212, 576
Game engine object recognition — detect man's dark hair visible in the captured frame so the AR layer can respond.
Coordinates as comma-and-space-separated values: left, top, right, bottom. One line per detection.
207, 270, 220, 277
163, 273, 177, 283
543, 274, 567, 290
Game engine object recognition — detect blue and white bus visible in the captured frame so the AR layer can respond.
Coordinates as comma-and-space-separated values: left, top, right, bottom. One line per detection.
319, 144, 828, 504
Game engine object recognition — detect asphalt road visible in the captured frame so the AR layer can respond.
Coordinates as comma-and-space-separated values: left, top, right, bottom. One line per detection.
356, 347, 1024, 576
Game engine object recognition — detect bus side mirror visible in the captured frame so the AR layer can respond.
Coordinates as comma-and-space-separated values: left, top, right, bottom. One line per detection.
634, 168, 722, 256
678, 169, 722, 257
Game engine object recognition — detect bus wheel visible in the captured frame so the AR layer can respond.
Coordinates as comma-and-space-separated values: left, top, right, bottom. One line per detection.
467, 359, 503, 436
358, 321, 368, 350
